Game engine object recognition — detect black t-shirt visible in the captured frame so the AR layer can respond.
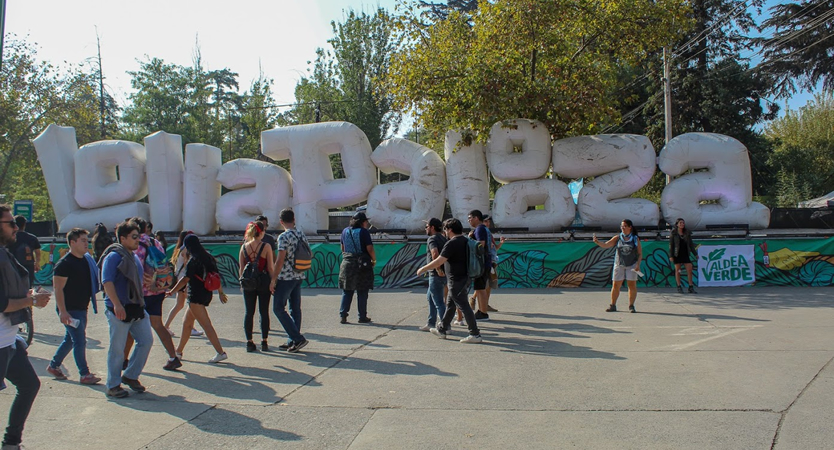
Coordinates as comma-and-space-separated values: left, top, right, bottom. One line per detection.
440, 235, 469, 282
53, 252, 93, 311
9, 230, 41, 273
261, 233, 277, 254
185, 258, 212, 303
427, 233, 447, 277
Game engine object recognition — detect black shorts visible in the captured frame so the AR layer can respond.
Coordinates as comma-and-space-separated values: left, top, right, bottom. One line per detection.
188, 293, 212, 307
144, 293, 166, 316
672, 254, 692, 265
473, 270, 490, 290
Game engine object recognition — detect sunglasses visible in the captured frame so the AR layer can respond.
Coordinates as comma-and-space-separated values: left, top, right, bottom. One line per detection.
0, 220, 17, 227
129, 234, 140, 239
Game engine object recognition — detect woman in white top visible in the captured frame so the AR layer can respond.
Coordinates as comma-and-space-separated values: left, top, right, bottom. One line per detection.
164, 230, 203, 337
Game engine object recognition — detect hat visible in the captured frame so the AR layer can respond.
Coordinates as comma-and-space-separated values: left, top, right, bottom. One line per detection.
483, 215, 492, 222
426, 218, 443, 230
352, 212, 369, 222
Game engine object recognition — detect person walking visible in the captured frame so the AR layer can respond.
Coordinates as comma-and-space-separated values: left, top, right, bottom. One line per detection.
421, 218, 447, 331
46, 228, 103, 384
466, 210, 492, 321
168, 235, 227, 363
416, 218, 482, 343
669, 218, 698, 294
593, 219, 643, 313
271, 209, 309, 352
338, 212, 376, 324
100, 221, 154, 398
164, 230, 203, 338
7, 216, 42, 288
239, 221, 274, 352
0, 204, 52, 449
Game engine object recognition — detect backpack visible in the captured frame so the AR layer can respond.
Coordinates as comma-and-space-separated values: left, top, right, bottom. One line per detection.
239, 242, 267, 291
140, 238, 174, 294
465, 237, 485, 279
195, 269, 222, 291
292, 230, 312, 272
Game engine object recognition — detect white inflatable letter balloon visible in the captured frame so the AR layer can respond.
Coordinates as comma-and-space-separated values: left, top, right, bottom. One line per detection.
144, 131, 184, 232
366, 138, 446, 232
74, 140, 148, 209
486, 119, 552, 183
261, 122, 376, 233
659, 133, 769, 229
445, 131, 490, 224
183, 144, 222, 235
553, 134, 659, 228
216, 159, 292, 231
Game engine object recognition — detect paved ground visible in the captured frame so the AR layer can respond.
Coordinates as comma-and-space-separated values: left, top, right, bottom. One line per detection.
3, 286, 834, 449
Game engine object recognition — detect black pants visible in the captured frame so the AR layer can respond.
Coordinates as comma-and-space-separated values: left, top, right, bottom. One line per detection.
439, 278, 480, 336
243, 288, 271, 341
0, 337, 40, 446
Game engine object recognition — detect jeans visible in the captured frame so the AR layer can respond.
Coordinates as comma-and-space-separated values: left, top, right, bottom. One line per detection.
105, 309, 153, 389
0, 336, 40, 446
439, 277, 480, 336
340, 289, 369, 319
243, 288, 271, 341
426, 274, 447, 326
273, 279, 304, 344
49, 309, 90, 376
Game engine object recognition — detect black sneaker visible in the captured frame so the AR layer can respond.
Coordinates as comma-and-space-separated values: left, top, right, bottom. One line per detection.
261, 341, 269, 352
629, 305, 636, 313
340, 316, 348, 324
676, 285, 683, 294
474, 311, 490, 321
106, 386, 129, 398
246, 341, 257, 353
288, 339, 308, 353
688, 286, 697, 294
605, 304, 617, 312
358, 317, 372, 323
163, 357, 182, 371
121, 376, 146, 393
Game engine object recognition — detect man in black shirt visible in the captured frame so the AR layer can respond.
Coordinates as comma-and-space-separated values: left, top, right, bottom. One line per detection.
417, 218, 481, 343
8, 216, 42, 288
256, 215, 277, 257
47, 228, 102, 385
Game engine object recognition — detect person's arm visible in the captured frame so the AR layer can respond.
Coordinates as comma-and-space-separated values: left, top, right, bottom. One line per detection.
265, 243, 275, 279
496, 236, 506, 251
366, 244, 376, 266
430, 246, 444, 277
592, 235, 618, 249
53, 275, 72, 325
33, 248, 41, 272
669, 233, 675, 262
103, 281, 126, 320
417, 255, 448, 276
636, 239, 643, 270
0, 286, 49, 313
166, 276, 188, 297
238, 244, 247, 277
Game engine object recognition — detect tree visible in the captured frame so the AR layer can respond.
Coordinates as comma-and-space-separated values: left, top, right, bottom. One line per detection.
388, 0, 690, 147
758, 0, 834, 98
234, 74, 281, 162
765, 91, 834, 206
417, 0, 479, 22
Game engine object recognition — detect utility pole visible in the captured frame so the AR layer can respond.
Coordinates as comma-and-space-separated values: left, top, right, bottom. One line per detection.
0, 0, 7, 72
663, 47, 673, 184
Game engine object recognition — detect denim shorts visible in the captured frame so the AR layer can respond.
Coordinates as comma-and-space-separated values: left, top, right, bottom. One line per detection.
144, 293, 166, 316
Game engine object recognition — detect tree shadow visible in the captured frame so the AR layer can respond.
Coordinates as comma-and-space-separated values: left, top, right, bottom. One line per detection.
637, 311, 769, 322
268, 350, 457, 378
661, 287, 834, 311
478, 332, 626, 360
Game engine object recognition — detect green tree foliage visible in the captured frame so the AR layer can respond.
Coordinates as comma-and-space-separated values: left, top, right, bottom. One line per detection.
286, 8, 401, 150
389, 0, 690, 147
758, 0, 834, 98
765, 91, 834, 206
417, 0, 479, 22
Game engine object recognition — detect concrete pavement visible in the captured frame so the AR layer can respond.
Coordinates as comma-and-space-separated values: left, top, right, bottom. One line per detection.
3, 286, 834, 449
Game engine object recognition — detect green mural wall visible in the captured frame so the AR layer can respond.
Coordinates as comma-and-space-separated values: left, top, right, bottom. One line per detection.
33, 237, 834, 288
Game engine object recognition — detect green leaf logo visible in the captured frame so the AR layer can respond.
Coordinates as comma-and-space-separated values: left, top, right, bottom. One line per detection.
708, 249, 726, 261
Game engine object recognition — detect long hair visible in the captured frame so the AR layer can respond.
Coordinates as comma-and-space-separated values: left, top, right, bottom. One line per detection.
674, 218, 689, 235
171, 230, 192, 263
621, 219, 639, 238
244, 221, 264, 242
184, 234, 217, 272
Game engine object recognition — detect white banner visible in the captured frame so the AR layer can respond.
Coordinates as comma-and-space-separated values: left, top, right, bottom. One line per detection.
697, 244, 756, 287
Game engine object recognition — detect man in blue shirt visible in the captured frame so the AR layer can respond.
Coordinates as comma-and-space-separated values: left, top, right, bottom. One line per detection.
467, 210, 492, 321
100, 221, 154, 398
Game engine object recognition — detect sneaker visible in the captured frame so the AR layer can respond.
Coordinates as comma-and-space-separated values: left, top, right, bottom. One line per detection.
340, 316, 348, 324
688, 285, 697, 294
163, 357, 183, 371
121, 376, 146, 393
191, 328, 204, 337
418, 324, 431, 331
358, 317, 372, 323
46, 365, 67, 380
208, 352, 228, 364
676, 285, 683, 294
453, 319, 466, 327
460, 334, 483, 344
106, 386, 129, 398
629, 305, 636, 313
246, 341, 257, 353
486, 305, 498, 312
430, 328, 447, 339
278, 343, 290, 350
605, 304, 617, 312
474, 311, 490, 321
79, 373, 101, 385
261, 341, 269, 352
288, 339, 308, 353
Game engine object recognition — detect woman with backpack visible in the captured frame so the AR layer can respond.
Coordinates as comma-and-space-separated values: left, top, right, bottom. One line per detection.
164, 230, 203, 338
166, 234, 227, 363
669, 218, 698, 294
338, 212, 376, 324
238, 221, 275, 352
593, 219, 643, 313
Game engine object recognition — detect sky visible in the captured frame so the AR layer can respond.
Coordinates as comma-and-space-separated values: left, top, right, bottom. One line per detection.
3, 0, 820, 131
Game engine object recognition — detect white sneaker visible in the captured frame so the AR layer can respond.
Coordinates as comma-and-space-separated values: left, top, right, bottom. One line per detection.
429, 328, 447, 339
191, 328, 204, 337
460, 335, 482, 344
418, 324, 431, 331
208, 352, 228, 363
453, 319, 466, 326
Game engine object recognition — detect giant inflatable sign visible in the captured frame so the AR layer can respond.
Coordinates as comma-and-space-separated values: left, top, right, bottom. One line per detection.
33, 121, 769, 234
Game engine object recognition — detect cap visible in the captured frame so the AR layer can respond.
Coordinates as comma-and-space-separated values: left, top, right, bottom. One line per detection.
426, 218, 443, 230
483, 215, 492, 222
352, 212, 369, 222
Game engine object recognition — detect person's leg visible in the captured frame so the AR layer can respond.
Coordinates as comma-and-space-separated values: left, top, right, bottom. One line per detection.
105, 310, 131, 389
164, 291, 186, 330
49, 315, 76, 372
339, 290, 354, 318
242, 289, 257, 343
273, 280, 303, 343
2, 340, 41, 447
67, 310, 91, 376
287, 280, 303, 334
684, 263, 694, 284
428, 274, 446, 326
257, 288, 272, 343
177, 307, 197, 355
188, 304, 224, 354
425, 286, 437, 327
149, 315, 177, 358
357, 289, 369, 320
449, 279, 479, 336
610, 280, 623, 306
123, 334, 134, 365
123, 316, 153, 380
627, 280, 638, 307
674, 262, 682, 290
